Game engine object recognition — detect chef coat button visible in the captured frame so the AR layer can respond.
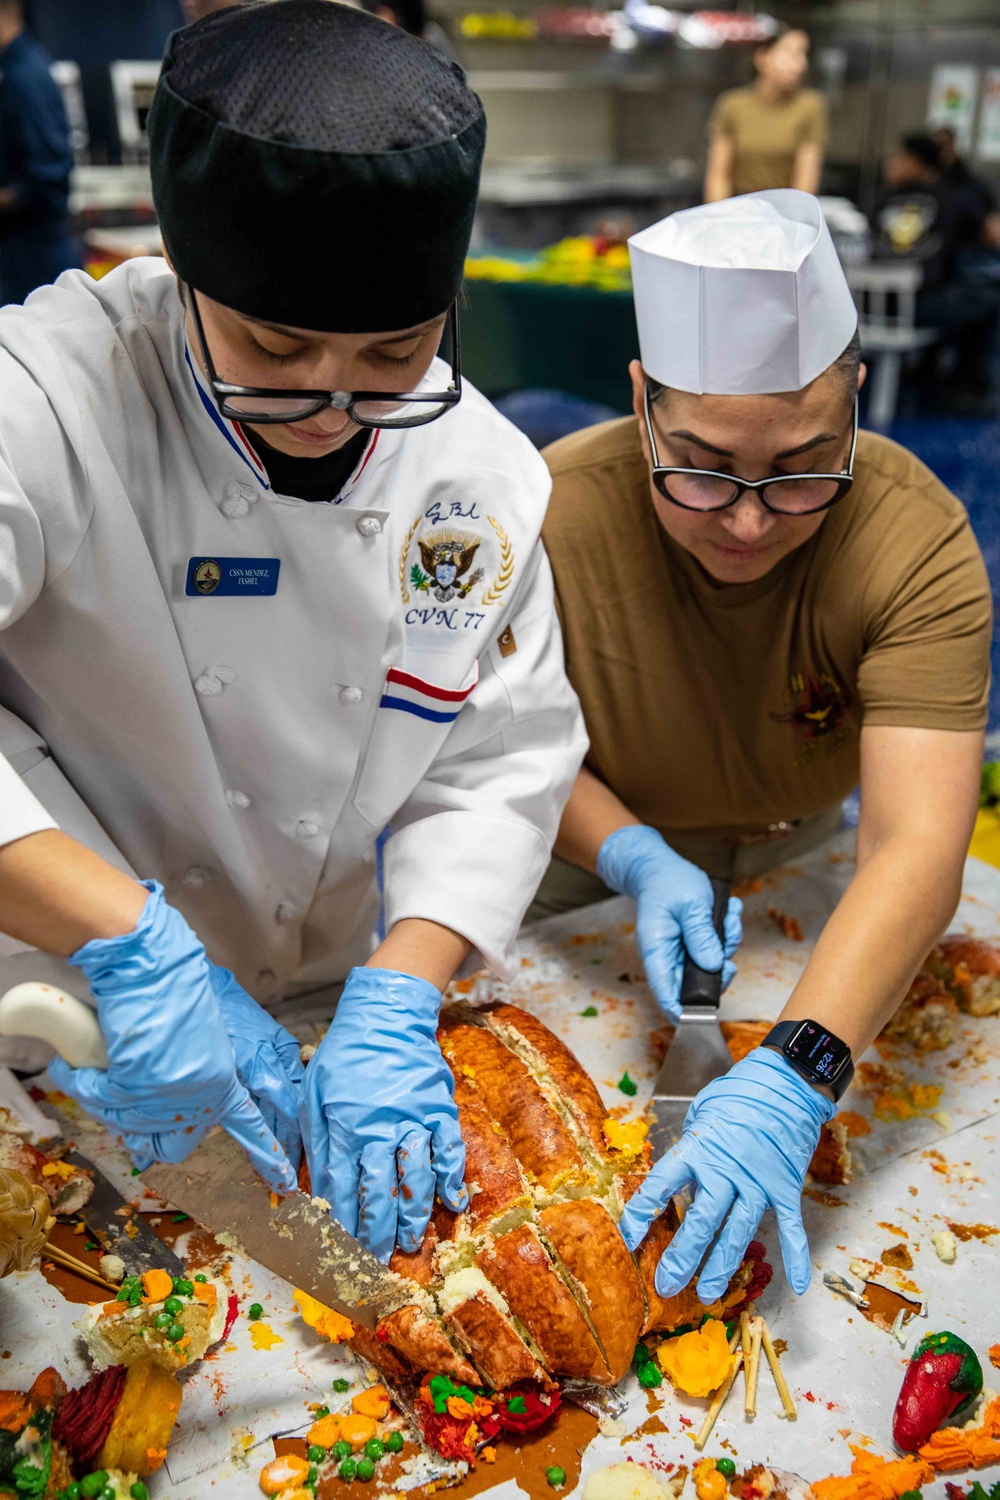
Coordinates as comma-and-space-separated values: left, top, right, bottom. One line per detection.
295, 819, 320, 839
226, 789, 251, 809
182, 865, 215, 888
275, 901, 297, 924
356, 514, 382, 538
220, 478, 259, 518
339, 685, 363, 706
194, 664, 237, 696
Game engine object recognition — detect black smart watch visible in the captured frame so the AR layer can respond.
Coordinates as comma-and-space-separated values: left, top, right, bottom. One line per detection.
762, 1019, 854, 1101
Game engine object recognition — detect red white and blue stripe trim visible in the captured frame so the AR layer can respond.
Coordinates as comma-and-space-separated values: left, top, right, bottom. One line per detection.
379, 664, 479, 723
185, 348, 270, 488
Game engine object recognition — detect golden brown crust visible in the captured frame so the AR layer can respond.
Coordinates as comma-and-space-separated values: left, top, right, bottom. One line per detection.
482, 1004, 614, 1163
931, 935, 1000, 1015
444, 1292, 552, 1391
936, 934, 1000, 977
476, 1223, 610, 1383
719, 1020, 771, 1065
438, 1018, 585, 1189
451, 1074, 531, 1228
619, 1173, 695, 1336
389, 1214, 445, 1288
880, 971, 958, 1050
537, 1198, 644, 1383
378, 1305, 480, 1387
807, 1117, 852, 1187
348, 1324, 415, 1384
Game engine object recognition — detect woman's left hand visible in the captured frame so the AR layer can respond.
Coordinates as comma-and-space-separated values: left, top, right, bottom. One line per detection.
618, 1048, 835, 1301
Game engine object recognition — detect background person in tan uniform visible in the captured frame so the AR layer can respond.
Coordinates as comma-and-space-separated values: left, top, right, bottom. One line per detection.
704, 27, 827, 201
538, 191, 991, 1305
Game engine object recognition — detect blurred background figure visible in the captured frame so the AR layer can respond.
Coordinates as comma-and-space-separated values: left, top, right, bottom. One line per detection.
932, 125, 1000, 251
180, 0, 243, 21
874, 132, 1000, 410
0, 0, 79, 304
703, 26, 827, 202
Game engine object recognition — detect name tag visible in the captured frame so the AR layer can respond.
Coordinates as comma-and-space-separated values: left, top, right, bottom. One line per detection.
185, 557, 280, 597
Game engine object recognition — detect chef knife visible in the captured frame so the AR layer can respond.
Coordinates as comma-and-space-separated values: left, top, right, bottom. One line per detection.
644, 877, 734, 1159
57, 1142, 185, 1279
0, 982, 417, 1330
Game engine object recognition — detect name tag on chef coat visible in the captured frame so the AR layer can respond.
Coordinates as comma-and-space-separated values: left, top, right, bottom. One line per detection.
185, 557, 281, 597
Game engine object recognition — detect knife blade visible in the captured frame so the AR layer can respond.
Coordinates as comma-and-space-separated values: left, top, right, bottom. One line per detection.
645, 877, 734, 1159
63, 1145, 185, 1278
144, 1130, 417, 1331
0, 982, 418, 1330
24, 1090, 185, 1277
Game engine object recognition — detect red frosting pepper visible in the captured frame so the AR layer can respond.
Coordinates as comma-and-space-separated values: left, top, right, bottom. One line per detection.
893, 1330, 983, 1452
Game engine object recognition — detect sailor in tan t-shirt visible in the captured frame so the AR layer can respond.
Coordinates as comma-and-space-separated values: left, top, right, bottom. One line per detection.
705, 27, 827, 200
541, 191, 991, 1307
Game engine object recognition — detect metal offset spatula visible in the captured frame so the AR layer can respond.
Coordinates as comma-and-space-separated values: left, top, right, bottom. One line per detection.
644, 877, 734, 1159
0, 982, 416, 1330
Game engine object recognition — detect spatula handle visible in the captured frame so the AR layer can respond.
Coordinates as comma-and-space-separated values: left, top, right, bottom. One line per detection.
678, 878, 731, 1010
0, 983, 108, 1069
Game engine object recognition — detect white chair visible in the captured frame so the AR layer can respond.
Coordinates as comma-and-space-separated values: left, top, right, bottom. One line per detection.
845, 262, 941, 429
845, 262, 938, 429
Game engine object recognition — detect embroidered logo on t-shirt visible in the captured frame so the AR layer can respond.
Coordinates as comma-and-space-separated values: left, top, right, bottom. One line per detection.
771, 669, 854, 766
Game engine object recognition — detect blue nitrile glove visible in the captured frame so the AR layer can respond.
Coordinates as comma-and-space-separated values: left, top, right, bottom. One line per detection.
209, 964, 305, 1173
299, 967, 468, 1263
597, 825, 743, 1022
618, 1048, 835, 1300
47, 881, 298, 1193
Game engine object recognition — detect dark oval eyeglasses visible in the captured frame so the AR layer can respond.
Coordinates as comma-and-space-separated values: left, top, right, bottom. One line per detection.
188, 286, 462, 430
643, 381, 858, 517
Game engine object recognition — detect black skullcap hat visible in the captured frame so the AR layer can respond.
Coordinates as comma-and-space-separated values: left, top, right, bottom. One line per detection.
149, 0, 485, 332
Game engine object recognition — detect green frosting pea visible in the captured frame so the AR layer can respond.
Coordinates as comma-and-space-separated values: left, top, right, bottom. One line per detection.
716, 1459, 737, 1479
546, 1467, 567, 1488
387, 1431, 404, 1454
356, 1458, 376, 1481
339, 1456, 357, 1480
79, 1476, 109, 1500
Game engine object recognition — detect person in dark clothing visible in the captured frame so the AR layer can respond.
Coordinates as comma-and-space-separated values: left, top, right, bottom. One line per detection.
874, 132, 1000, 402
932, 126, 1000, 223
0, 0, 79, 305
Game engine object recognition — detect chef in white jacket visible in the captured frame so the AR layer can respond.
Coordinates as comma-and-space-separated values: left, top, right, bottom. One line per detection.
0, 2, 586, 1260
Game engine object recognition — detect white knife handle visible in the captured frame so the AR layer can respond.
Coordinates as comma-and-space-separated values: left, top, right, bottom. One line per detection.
0, 982, 108, 1069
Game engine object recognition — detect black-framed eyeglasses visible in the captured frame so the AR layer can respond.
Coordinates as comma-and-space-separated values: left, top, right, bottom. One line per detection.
188, 287, 463, 430
643, 382, 859, 516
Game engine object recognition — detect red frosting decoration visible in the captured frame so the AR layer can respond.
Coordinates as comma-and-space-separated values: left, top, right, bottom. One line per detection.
52, 1364, 127, 1471
222, 1292, 241, 1341
420, 1380, 562, 1461
496, 1382, 562, 1435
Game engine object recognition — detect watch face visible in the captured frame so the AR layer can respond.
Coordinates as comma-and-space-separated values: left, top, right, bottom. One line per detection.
786, 1021, 849, 1082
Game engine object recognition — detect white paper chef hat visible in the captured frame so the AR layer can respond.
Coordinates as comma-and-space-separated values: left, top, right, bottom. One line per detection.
628, 190, 858, 395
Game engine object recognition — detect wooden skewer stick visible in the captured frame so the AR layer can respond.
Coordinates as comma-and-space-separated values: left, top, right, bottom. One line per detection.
42, 1241, 118, 1294
740, 1311, 753, 1405
744, 1315, 764, 1416
694, 1349, 744, 1452
759, 1317, 797, 1420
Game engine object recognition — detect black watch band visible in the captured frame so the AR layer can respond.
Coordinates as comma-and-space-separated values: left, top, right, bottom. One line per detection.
762, 1019, 854, 1102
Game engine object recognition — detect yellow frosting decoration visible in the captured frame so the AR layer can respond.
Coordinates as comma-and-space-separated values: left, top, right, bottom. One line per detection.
293, 1288, 355, 1343
656, 1319, 735, 1398
603, 1118, 649, 1154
